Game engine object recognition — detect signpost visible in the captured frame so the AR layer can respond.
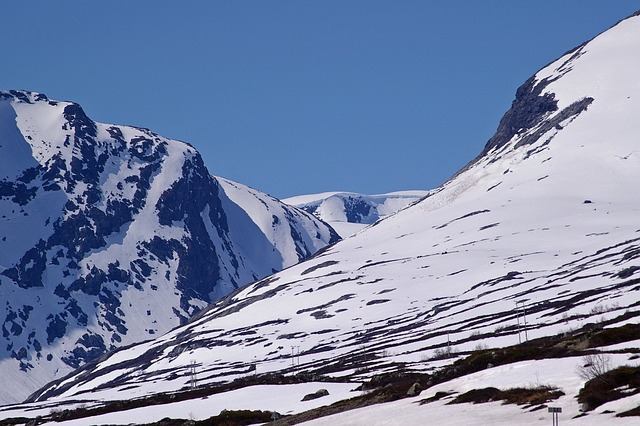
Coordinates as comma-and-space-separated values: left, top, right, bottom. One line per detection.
548, 406, 562, 426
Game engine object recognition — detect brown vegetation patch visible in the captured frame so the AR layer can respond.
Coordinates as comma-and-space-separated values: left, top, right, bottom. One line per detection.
133, 409, 275, 425
578, 366, 640, 412
449, 386, 564, 407
449, 387, 502, 404
500, 386, 565, 405
419, 391, 455, 405
586, 323, 640, 349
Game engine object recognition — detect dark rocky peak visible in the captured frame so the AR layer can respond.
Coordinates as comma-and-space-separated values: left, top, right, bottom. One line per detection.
63, 103, 97, 139
0, 90, 49, 104
452, 43, 593, 179
481, 75, 559, 156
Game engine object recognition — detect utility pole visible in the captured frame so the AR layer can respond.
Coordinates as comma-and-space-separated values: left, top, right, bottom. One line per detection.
522, 302, 528, 342
517, 300, 528, 342
516, 304, 522, 344
291, 346, 300, 370
189, 360, 197, 390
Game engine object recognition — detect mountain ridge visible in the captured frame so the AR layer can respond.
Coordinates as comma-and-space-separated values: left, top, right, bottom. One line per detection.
0, 90, 339, 403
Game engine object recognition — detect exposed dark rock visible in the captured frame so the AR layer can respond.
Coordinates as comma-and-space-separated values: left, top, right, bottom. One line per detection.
482, 76, 559, 156
1, 239, 47, 288
519, 97, 594, 156
406, 382, 422, 397
65, 300, 88, 326
301, 388, 330, 401
0, 180, 38, 206
366, 299, 390, 306
155, 154, 225, 311
296, 294, 355, 315
61, 333, 108, 369
63, 103, 97, 140
302, 261, 339, 276
452, 58, 593, 177
617, 266, 640, 279
343, 196, 372, 223
46, 315, 67, 344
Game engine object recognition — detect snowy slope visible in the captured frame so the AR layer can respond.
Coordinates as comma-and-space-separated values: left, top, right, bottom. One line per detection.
0, 91, 339, 403
21, 10, 640, 423
0, 382, 362, 425
302, 353, 640, 426
3, 340, 639, 424
283, 191, 429, 237
216, 177, 338, 281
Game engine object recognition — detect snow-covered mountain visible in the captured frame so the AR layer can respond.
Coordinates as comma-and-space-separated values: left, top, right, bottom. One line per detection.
0, 90, 339, 403
284, 191, 429, 237
0, 10, 636, 425
27, 12, 640, 416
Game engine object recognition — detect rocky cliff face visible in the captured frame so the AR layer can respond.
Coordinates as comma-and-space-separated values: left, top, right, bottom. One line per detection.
0, 90, 339, 403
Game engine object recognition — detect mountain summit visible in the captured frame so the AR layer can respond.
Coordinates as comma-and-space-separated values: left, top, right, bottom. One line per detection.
29, 12, 640, 409
0, 90, 339, 403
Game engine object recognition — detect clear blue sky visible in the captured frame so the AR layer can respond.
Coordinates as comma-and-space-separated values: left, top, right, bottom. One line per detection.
1, 2, 638, 198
